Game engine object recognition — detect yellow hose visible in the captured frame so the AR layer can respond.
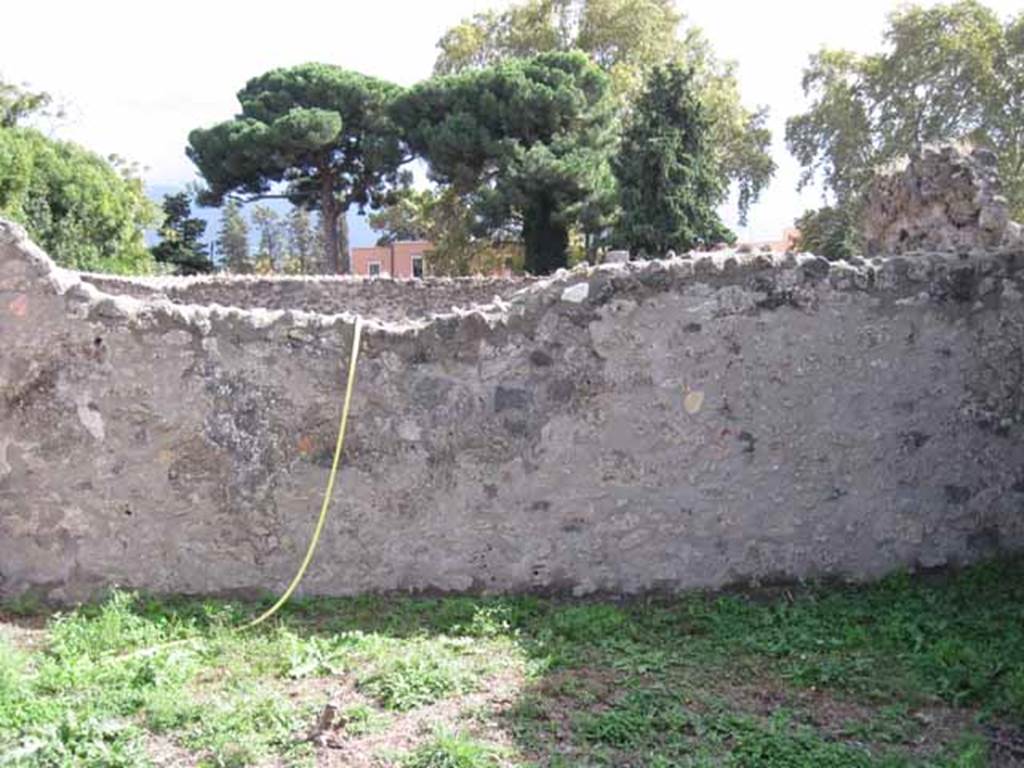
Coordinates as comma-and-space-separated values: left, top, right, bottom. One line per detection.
108, 317, 363, 661
242, 316, 363, 630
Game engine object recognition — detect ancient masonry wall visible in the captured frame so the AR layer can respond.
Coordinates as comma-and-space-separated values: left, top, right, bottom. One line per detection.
2, 218, 1023, 601
81, 271, 538, 323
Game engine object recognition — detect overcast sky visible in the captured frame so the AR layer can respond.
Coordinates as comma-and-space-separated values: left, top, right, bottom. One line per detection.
3, 0, 1021, 243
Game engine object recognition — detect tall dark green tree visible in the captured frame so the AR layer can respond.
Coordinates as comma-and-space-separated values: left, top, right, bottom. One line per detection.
392, 51, 615, 274
151, 192, 213, 275
187, 63, 407, 273
216, 199, 251, 273
434, 0, 775, 223
613, 64, 732, 256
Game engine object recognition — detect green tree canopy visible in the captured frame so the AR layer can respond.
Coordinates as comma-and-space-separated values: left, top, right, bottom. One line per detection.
187, 63, 406, 273
216, 199, 251, 273
613, 64, 733, 256
793, 206, 861, 261
436, 0, 680, 98
251, 204, 284, 272
0, 127, 156, 273
284, 207, 323, 273
392, 51, 615, 274
368, 188, 434, 245
787, 0, 1024, 219
0, 79, 51, 128
434, 0, 774, 222
151, 192, 213, 275
369, 186, 521, 275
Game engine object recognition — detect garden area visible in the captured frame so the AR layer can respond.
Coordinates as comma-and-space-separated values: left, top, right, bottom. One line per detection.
2, 558, 1023, 767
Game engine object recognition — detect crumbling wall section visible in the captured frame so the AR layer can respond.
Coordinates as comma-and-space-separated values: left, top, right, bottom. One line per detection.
862, 144, 1023, 255
2, 218, 1023, 601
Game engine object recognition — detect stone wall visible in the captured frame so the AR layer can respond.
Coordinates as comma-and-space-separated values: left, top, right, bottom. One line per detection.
2, 218, 1024, 601
861, 144, 1023, 255
81, 272, 536, 323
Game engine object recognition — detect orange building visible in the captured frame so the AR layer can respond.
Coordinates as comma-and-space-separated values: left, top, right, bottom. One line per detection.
351, 240, 431, 278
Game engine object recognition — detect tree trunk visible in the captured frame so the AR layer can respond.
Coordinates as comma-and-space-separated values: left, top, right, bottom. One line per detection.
523, 196, 569, 275
319, 172, 349, 274
338, 214, 350, 272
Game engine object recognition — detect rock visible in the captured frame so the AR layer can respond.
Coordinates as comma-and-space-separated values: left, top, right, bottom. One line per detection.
604, 250, 630, 264
1005, 221, 1023, 247
979, 197, 1009, 235
861, 144, 1021, 255
560, 282, 590, 303
529, 350, 554, 367
800, 256, 831, 280
494, 386, 532, 413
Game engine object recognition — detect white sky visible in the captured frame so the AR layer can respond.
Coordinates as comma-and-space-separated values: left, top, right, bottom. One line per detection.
3, 0, 1021, 242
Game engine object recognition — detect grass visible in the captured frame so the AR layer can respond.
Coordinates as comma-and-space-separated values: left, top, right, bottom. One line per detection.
397, 731, 508, 767
358, 640, 483, 711
0, 557, 1023, 766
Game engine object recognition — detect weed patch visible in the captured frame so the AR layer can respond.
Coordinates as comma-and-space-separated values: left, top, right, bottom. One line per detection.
359, 642, 481, 711
398, 731, 508, 768
0, 558, 1022, 766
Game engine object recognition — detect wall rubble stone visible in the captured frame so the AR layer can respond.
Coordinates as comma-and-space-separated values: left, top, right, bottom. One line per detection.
862, 144, 1023, 255
80, 271, 538, 323
2, 217, 1023, 601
